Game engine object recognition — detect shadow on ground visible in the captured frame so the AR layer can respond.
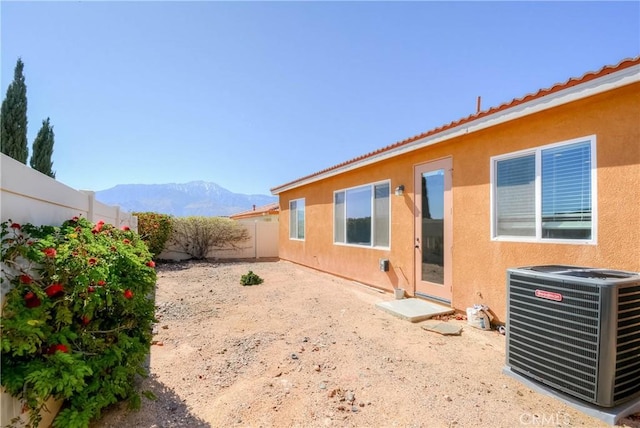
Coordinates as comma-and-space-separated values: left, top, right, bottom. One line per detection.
91, 374, 210, 428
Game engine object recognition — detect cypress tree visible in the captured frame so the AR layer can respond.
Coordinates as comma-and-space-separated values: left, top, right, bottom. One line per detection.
0, 58, 28, 163
30, 117, 56, 178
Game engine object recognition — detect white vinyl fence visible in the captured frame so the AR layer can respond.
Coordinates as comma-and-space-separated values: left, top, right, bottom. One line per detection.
1, 154, 136, 230
0, 153, 137, 427
159, 218, 279, 261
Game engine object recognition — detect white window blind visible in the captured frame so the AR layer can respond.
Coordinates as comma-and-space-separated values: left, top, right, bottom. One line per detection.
289, 199, 305, 240
374, 183, 390, 247
334, 192, 345, 243
541, 141, 591, 239
496, 154, 535, 237
493, 137, 594, 242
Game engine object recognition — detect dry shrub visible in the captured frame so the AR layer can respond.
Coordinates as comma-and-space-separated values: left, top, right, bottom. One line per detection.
170, 216, 250, 260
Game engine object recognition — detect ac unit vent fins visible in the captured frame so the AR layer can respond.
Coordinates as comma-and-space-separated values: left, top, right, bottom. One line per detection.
506, 266, 640, 408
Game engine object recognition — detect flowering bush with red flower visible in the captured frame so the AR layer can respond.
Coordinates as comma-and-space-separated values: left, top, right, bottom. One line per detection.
42, 247, 57, 258
1, 217, 157, 428
44, 283, 65, 298
133, 212, 173, 257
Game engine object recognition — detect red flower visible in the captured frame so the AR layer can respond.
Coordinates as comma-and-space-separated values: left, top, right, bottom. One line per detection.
88, 286, 96, 293
10, 223, 21, 229
123, 239, 131, 245
121, 225, 130, 231
43, 248, 57, 258
88, 257, 97, 266
92, 221, 105, 234
97, 280, 106, 286
81, 316, 91, 326
45, 283, 64, 298
27, 240, 34, 246
47, 344, 69, 354
146, 260, 156, 268
19, 275, 32, 284
25, 291, 41, 308
110, 246, 117, 252
71, 216, 79, 222
123, 289, 134, 299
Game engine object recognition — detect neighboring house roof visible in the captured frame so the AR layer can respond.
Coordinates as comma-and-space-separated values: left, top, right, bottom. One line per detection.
229, 202, 279, 220
271, 56, 640, 195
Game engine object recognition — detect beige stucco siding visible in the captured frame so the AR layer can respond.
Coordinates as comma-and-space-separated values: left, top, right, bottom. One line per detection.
278, 82, 640, 321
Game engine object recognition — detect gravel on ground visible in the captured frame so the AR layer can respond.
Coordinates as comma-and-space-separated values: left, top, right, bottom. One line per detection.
91, 259, 640, 428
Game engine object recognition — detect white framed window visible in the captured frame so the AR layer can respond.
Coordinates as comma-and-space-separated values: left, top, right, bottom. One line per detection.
289, 198, 305, 240
334, 181, 390, 248
490, 135, 596, 243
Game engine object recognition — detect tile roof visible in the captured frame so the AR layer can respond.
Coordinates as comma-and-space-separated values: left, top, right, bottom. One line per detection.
229, 202, 279, 220
271, 56, 640, 194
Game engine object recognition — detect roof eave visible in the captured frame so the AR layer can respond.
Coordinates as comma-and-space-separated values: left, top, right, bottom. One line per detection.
271, 62, 640, 196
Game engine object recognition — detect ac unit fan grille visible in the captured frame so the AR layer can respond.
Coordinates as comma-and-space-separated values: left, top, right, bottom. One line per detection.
508, 273, 601, 403
614, 285, 640, 402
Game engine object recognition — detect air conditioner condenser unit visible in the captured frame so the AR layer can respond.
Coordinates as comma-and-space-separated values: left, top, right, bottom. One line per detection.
506, 265, 640, 408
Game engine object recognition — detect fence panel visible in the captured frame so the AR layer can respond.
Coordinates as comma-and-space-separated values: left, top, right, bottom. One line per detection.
1, 154, 136, 230
256, 220, 279, 258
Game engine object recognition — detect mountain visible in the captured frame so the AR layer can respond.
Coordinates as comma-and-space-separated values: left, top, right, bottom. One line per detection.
95, 181, 277, 217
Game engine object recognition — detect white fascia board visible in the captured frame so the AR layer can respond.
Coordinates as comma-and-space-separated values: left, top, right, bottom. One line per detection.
271, 65, 640, 195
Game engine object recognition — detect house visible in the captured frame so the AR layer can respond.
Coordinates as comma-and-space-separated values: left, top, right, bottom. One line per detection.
229, 202, 279, 223
270, 57, 640, 321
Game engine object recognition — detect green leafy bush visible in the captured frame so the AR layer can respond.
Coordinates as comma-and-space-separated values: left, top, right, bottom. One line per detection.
133, 212, 173, 258
240, 271, 263, 286
170, 216, 250, 260
1, 217, 157, 427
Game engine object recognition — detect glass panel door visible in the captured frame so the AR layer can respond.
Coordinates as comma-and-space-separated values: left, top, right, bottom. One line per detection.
414, 158, 452, 303
421, 170, 444, 284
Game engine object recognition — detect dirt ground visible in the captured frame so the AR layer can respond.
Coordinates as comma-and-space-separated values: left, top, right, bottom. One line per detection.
92, 260, 640, 428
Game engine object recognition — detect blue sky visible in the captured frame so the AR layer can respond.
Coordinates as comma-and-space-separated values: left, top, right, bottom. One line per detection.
1, 1, 638, 196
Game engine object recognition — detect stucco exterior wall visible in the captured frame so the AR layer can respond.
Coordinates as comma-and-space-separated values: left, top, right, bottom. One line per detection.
277, 83, 640, 322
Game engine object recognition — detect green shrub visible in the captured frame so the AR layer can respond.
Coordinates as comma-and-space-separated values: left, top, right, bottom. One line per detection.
170, 216, 250, 260
133, 212, 173, 258
0, 217, 157, 427
240, 271, 263, 286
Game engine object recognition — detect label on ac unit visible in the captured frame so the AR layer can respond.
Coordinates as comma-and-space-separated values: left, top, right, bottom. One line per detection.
534, 289, 563, 302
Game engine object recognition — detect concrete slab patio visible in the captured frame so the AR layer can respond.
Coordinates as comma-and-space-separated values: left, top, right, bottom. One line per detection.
375, 297, 454, 322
